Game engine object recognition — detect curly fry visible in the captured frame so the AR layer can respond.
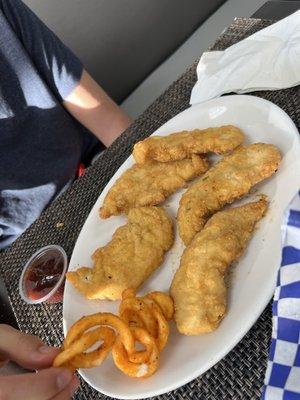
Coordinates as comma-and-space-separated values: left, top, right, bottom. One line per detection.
119, 297, 157, 337
53, 313, 134, 371
53, 290, 174, 379
119, 290, 174, 352
143, 298, 169, 351
145, 291, 174, 320
53, 327, 115, 369
112, 327, 159, 378
64, 313, 134, 356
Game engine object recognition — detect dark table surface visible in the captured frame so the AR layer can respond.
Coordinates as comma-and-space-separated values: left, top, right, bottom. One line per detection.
1, 0, 299, 329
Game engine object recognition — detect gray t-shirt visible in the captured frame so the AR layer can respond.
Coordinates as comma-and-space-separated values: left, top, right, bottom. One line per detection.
0, 0, 99, 249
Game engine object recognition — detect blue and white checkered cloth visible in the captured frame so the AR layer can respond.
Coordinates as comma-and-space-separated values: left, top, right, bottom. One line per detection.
262, 192, 300, 399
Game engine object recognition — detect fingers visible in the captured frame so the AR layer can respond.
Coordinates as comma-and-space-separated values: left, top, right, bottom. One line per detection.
50, 376, 80, 400
0, 353, 8, 368
0, 367, 78, 400
0, 324, 60, 369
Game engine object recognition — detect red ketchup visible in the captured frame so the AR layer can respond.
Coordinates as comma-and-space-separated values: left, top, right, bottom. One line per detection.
20, 246, 67, 304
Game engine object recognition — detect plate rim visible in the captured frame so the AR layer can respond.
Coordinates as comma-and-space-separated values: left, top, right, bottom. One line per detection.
63, 94, 300, 399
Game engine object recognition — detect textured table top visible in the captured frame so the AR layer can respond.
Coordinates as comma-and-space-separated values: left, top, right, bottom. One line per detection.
1, 16, 300, 399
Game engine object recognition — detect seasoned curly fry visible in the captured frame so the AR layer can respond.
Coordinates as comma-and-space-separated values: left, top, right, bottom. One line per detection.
53, 313, 134, 372
143, 298, 169, 351
112, 327, 160, 378
145, 291, 174, 321
119, 297, 157, 337
53, 290, 174, 378
119, 290, 174, 352
53, 327, 115, 370
64, 313, 134, 355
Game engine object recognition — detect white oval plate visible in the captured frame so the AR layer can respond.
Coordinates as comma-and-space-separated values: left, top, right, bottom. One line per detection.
63, 95, 300, 399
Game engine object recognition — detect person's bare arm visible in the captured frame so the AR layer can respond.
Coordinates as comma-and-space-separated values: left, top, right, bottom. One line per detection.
63, 70, 132, 147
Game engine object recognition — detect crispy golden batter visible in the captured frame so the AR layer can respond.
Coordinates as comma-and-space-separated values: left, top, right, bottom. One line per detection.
67, 207, 174, 300
100, 155, 208, 219
133, 125, 244, 164
178, 143, 281, 245
170, 198, 268, 335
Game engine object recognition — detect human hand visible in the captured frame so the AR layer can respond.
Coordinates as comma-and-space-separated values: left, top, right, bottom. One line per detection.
0, 324, 79, 399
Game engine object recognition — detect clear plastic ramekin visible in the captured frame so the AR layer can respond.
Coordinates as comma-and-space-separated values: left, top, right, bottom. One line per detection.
19, 245, 68, 304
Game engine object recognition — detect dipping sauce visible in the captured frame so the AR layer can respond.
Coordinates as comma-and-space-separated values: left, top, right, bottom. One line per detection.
19, 245, 67, 304
24, 251, 64, 300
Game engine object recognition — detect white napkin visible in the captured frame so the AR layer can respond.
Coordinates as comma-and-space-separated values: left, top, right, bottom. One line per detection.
190, 11, 300, 105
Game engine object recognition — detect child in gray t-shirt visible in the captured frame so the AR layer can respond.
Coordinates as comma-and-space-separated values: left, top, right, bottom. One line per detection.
0, 0, 131, 249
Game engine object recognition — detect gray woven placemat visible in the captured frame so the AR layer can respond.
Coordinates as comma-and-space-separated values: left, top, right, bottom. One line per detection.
1, 17, 299, 399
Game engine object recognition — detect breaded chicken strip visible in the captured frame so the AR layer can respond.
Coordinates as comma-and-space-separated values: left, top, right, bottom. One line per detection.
67, 207, 174, 300
100, 155, 208, 219
171, 198, 268, 335
133, 125, 244, 164
178, 143, 281, 245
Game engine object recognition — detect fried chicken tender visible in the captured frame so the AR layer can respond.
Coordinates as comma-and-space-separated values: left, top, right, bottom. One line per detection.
100, 155, 208, 219
133, 125, 244, 164
171, 198, 268, 335
178, 143, 281, 245
67, 207, 174, 300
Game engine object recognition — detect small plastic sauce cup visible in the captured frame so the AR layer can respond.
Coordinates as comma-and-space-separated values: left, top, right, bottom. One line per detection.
19, 245, 68, 304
